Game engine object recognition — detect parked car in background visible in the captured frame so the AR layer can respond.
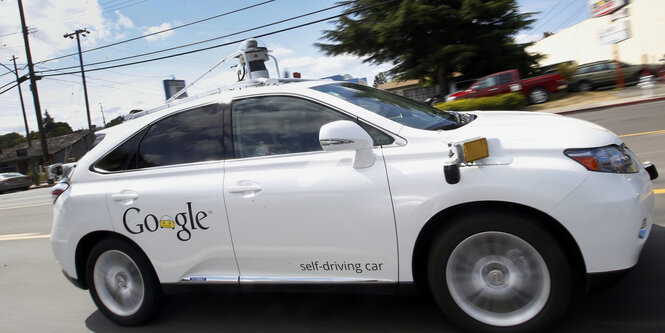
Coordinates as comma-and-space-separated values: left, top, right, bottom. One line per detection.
0, 172, 32, 193
446, 69, 566, 104
570, 60, 656, 91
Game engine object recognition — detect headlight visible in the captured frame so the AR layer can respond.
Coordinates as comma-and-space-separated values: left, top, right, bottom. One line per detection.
564, 145, 638, 173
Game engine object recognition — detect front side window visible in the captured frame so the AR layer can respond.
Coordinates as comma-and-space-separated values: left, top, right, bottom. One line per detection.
231, 96, 355, 158
477, 76, 498, 89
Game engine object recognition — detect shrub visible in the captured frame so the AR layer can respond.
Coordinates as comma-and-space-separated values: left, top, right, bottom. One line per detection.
434, 92, 528, 111
556, 62, 576, 82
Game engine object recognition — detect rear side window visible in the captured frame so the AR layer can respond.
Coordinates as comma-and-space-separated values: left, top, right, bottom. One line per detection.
95, 104, 223, 172
133, 104, 223, 169
95, 133, 143, 172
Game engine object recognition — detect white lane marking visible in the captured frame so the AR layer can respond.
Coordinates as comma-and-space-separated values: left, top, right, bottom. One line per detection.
0, 202, 51, 211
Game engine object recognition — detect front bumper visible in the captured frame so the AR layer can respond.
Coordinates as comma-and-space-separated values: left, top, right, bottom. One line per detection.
550, 168, 655, 274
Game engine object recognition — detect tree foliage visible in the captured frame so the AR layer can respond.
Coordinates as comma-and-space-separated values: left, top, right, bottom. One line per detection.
0, 132, 24, 149
373, 72, 389, 87
105, 116, 125, 128
317, 0, 542, 93
43, 110, 73, 138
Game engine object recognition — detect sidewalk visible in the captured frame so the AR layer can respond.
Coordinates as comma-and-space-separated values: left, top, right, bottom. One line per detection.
527, 81, 665, 114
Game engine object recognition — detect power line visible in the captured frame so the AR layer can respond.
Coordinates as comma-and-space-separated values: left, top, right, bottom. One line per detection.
0, 80, 16, 90
39, 0, 394, 78
530, 0, 573, 32
36, 63, 163, 94
552, 1, 589, 32
34, 0, 276, 65
37, 2, 347, 74
42, 76, 162, 97
529, 0, 570, 31
0, 82, 18, 95
61, 0, 148, 23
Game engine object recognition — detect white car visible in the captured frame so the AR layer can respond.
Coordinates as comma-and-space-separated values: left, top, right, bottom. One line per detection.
51, 79, 657, 332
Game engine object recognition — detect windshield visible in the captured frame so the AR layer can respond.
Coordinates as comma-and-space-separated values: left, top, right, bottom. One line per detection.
311, 83, 464, 130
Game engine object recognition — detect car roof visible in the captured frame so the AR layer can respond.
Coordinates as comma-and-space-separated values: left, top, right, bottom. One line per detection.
124, 78, 333, 122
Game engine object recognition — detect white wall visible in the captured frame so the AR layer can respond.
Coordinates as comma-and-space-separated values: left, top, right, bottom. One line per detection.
527, 0, 665, 66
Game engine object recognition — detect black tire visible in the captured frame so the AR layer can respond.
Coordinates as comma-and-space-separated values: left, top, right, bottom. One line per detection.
528, 87, 549, 104
577, 81, 592, 92
86, 238, 165, 326
427, 212, 572, 333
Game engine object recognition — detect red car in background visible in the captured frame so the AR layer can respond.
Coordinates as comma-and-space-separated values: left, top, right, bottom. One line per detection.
446, 69, 567, 104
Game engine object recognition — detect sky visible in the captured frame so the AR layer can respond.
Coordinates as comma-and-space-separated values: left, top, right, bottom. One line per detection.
0, 0, 590, 136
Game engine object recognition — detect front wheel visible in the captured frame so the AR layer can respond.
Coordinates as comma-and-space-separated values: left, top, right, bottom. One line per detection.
86, 238, 165, 326
427, 212, 572, 332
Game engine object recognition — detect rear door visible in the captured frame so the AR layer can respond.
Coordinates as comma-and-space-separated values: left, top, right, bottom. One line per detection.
103, 103, 238, 283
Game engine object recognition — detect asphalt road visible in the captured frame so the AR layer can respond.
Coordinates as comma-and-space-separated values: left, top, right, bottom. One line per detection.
1, 101, 664, 332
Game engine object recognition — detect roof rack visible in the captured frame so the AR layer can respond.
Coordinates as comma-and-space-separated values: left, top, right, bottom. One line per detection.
123, 39, 333, 121
124, 78, 319, 120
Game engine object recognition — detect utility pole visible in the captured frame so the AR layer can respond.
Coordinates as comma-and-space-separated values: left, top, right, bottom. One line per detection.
8, 56, 31, 145
17, 0, 50, 167
11, 56, 39, 185
99, 102, 106, 126
64, 29, 93, 133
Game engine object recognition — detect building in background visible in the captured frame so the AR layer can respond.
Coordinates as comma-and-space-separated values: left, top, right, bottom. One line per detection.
527, 0, 665, 67
0, 130, 95, 175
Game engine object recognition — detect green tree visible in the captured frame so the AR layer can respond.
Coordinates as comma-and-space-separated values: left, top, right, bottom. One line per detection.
317, 0, 542, 94
43, 110, 74, 138
0, 132, 24, 149
556, 62, 576, 82
105, 116, 124, 128
373, 71, 389, 87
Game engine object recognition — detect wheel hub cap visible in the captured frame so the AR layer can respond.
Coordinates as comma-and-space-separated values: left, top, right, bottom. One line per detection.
115, 273, 128, 289
93, 250, 145, 317
445, 231, 551, 327
487, 269, 505, 286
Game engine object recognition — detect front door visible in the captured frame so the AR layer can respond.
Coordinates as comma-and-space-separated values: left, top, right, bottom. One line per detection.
223, 96, 398, 282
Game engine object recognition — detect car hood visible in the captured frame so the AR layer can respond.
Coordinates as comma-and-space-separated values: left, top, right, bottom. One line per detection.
437, 111, 622, 165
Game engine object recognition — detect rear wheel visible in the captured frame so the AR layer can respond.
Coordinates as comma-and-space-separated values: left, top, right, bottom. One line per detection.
427, 212, 572, 332
577, 81, 592, 92
528, 87, 549, 104
86, 238, 164, 326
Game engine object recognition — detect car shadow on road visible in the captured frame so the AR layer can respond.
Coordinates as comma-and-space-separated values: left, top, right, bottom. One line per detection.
85, 226, 665, 333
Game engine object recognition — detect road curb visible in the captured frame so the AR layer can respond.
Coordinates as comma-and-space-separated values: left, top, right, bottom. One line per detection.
550, 95, 665, 115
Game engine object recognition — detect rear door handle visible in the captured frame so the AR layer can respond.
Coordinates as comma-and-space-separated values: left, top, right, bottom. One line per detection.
112, 192, 139, 201
229, 184, 262, 193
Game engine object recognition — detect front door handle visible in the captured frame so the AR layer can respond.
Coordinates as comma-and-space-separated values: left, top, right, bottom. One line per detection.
229, 184, 263, 193
112, 192, 139, 201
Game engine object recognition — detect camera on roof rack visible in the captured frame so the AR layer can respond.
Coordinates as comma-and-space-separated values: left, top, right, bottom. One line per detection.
236, 39, 271, 80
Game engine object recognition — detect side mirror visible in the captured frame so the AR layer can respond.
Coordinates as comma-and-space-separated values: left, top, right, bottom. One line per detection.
319, 120, 374, 168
